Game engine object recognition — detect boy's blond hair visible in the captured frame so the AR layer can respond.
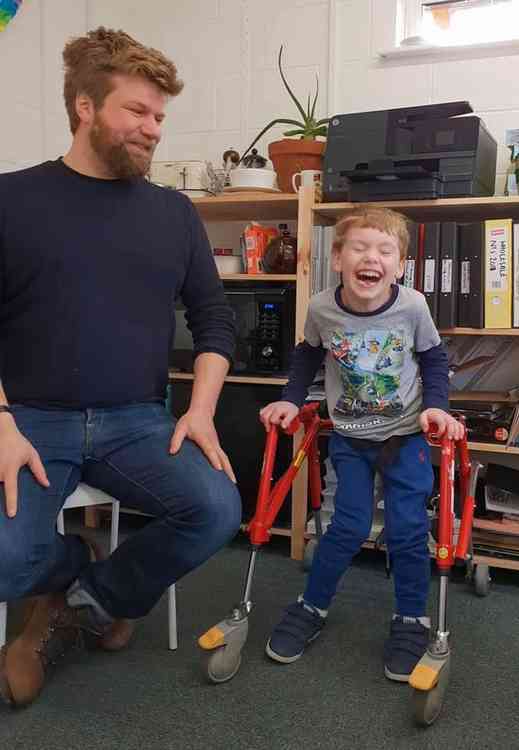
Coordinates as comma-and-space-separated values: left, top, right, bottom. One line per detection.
63, 27, 184, 134
332, 206, 410, 260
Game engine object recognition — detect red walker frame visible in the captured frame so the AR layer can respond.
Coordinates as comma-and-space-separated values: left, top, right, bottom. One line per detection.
199, 401, 480, 724
248, 401, 475, 571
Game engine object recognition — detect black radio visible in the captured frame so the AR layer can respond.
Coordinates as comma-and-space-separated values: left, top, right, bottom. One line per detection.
171, 283, 296, 376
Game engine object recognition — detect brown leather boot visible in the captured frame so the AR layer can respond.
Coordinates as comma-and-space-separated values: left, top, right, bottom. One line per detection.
98, 619, 135, 651
0, 592, 83, 707
0, 646, 14, 705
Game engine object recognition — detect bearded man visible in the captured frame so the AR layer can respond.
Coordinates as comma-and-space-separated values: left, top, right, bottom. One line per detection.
0, 27, 241, 708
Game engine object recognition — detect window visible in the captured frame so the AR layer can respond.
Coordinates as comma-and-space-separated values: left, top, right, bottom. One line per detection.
400, 0, 519, 47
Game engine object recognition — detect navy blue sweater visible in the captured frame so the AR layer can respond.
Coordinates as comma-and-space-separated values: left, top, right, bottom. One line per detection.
0, 159, 234, 408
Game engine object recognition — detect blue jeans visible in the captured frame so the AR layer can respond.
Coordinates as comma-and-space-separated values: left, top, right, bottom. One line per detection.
304, 431, 433, 617
0, 403, 242, 618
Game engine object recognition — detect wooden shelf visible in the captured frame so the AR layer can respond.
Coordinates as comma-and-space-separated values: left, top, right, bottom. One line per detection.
466, 442, 519, 455
473, 518, 519, 536
269, 526, 293, 538
450, 390, 517, 403
220, 273, 296, 281
191, 193, 298, 222
473, 554, 519, 571
429, 439, 519, 455
169, 371, 288, 386
440, 328, 519, 336
240, 523, 292, 538
313, 196, 519, 225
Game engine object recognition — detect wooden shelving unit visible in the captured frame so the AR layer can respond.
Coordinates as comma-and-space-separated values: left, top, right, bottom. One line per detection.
184, 189, 519, 562
297, 190, 519, 568
179, 193, 302, 548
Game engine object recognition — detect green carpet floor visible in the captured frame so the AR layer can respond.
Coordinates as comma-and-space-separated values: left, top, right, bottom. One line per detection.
3, 528, 519, 750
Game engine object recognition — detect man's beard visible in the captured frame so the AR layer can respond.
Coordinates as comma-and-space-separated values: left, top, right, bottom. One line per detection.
89, 114, 155, 180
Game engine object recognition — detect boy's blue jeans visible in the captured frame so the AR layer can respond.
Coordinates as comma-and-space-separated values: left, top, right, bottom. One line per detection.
305, 431, 433, 617
0, 403, 242, 619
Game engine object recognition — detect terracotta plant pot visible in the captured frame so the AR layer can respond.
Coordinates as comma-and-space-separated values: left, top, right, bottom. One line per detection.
268, 139, 326, 193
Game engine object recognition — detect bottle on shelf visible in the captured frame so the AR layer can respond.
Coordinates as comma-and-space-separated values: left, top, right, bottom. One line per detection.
262, 223, 297, 274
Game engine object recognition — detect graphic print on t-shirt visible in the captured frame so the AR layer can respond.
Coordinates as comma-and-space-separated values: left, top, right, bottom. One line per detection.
330, 328, 406, 420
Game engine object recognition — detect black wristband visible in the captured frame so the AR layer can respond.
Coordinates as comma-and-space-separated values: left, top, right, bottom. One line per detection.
0, 405, 12, 415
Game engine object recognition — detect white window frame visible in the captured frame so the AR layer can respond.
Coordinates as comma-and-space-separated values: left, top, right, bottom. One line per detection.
400, 0, 519, 43
401, 0, 424, 42
386, 0, 519, 58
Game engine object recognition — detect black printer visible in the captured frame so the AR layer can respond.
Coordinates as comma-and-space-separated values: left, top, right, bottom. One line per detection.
322, 101, 497, 202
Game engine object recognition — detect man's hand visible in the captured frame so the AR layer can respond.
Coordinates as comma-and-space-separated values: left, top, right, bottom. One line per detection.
0, 418, 50, 518
419, 408, 465, 441
169, 408, 236, 483
259, 401, 299, 432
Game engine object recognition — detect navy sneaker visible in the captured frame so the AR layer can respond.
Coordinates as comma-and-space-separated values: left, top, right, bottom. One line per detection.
266, 600, 326, 664
383, 615, 430, 682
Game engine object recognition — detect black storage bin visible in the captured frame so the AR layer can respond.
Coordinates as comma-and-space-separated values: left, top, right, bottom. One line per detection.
169, 380, 303, 524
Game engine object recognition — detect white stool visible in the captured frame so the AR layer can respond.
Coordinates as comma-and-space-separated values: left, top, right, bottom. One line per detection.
0, 483, 177, 650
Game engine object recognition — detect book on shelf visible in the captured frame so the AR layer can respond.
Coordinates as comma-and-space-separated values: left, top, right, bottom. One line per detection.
313, 217, 518, 331
402, 221, 419, 290
514, 222, 519, 328
458, 222, 485, 328
507, 403, 519, 447
484, 218, 512, 328
422, 222, 440, 322
311, 226, 339, 295
438, 222, 459, 329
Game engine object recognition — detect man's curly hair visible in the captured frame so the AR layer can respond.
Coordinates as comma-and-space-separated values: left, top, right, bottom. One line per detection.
63, 27, 184, 133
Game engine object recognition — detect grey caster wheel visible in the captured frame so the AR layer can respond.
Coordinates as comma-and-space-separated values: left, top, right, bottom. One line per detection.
303, 539, 318, 572
412, 655, 451, 727
199, 615, 249, 684
473, 563, 491, 597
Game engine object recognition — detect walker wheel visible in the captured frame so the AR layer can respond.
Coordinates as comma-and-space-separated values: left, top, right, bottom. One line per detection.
412, 656, 450, 727
303, 539, 318, 572
203, 647, 242, 684
473, 564, 491, 597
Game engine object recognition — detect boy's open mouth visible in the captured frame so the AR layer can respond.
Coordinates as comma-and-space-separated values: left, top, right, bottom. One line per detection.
355, 270, 382, 287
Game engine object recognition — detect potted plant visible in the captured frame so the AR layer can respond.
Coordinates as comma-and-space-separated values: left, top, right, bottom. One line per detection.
239, 46, 329, 193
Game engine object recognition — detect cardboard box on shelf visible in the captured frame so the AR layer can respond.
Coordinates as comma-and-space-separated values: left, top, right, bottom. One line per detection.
241, 223, 279, 274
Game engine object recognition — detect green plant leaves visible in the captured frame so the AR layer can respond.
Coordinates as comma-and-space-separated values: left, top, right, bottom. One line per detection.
238, 45, 330, 164
278, 45, 308, 122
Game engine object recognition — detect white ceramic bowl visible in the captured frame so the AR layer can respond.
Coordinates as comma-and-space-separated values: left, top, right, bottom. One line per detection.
229, 167, 277, 190
214, 255, 243, 274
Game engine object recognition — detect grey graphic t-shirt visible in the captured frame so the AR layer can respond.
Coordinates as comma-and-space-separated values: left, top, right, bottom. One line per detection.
305, 286, 441, 440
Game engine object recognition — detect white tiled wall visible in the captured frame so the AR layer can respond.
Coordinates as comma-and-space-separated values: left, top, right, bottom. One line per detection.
332, 0, 519, 194
0, 0, 329, 172
1, 0, 516, 193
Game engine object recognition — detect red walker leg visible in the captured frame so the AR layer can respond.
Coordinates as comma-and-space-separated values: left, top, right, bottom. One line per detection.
409, 425, 482, 726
